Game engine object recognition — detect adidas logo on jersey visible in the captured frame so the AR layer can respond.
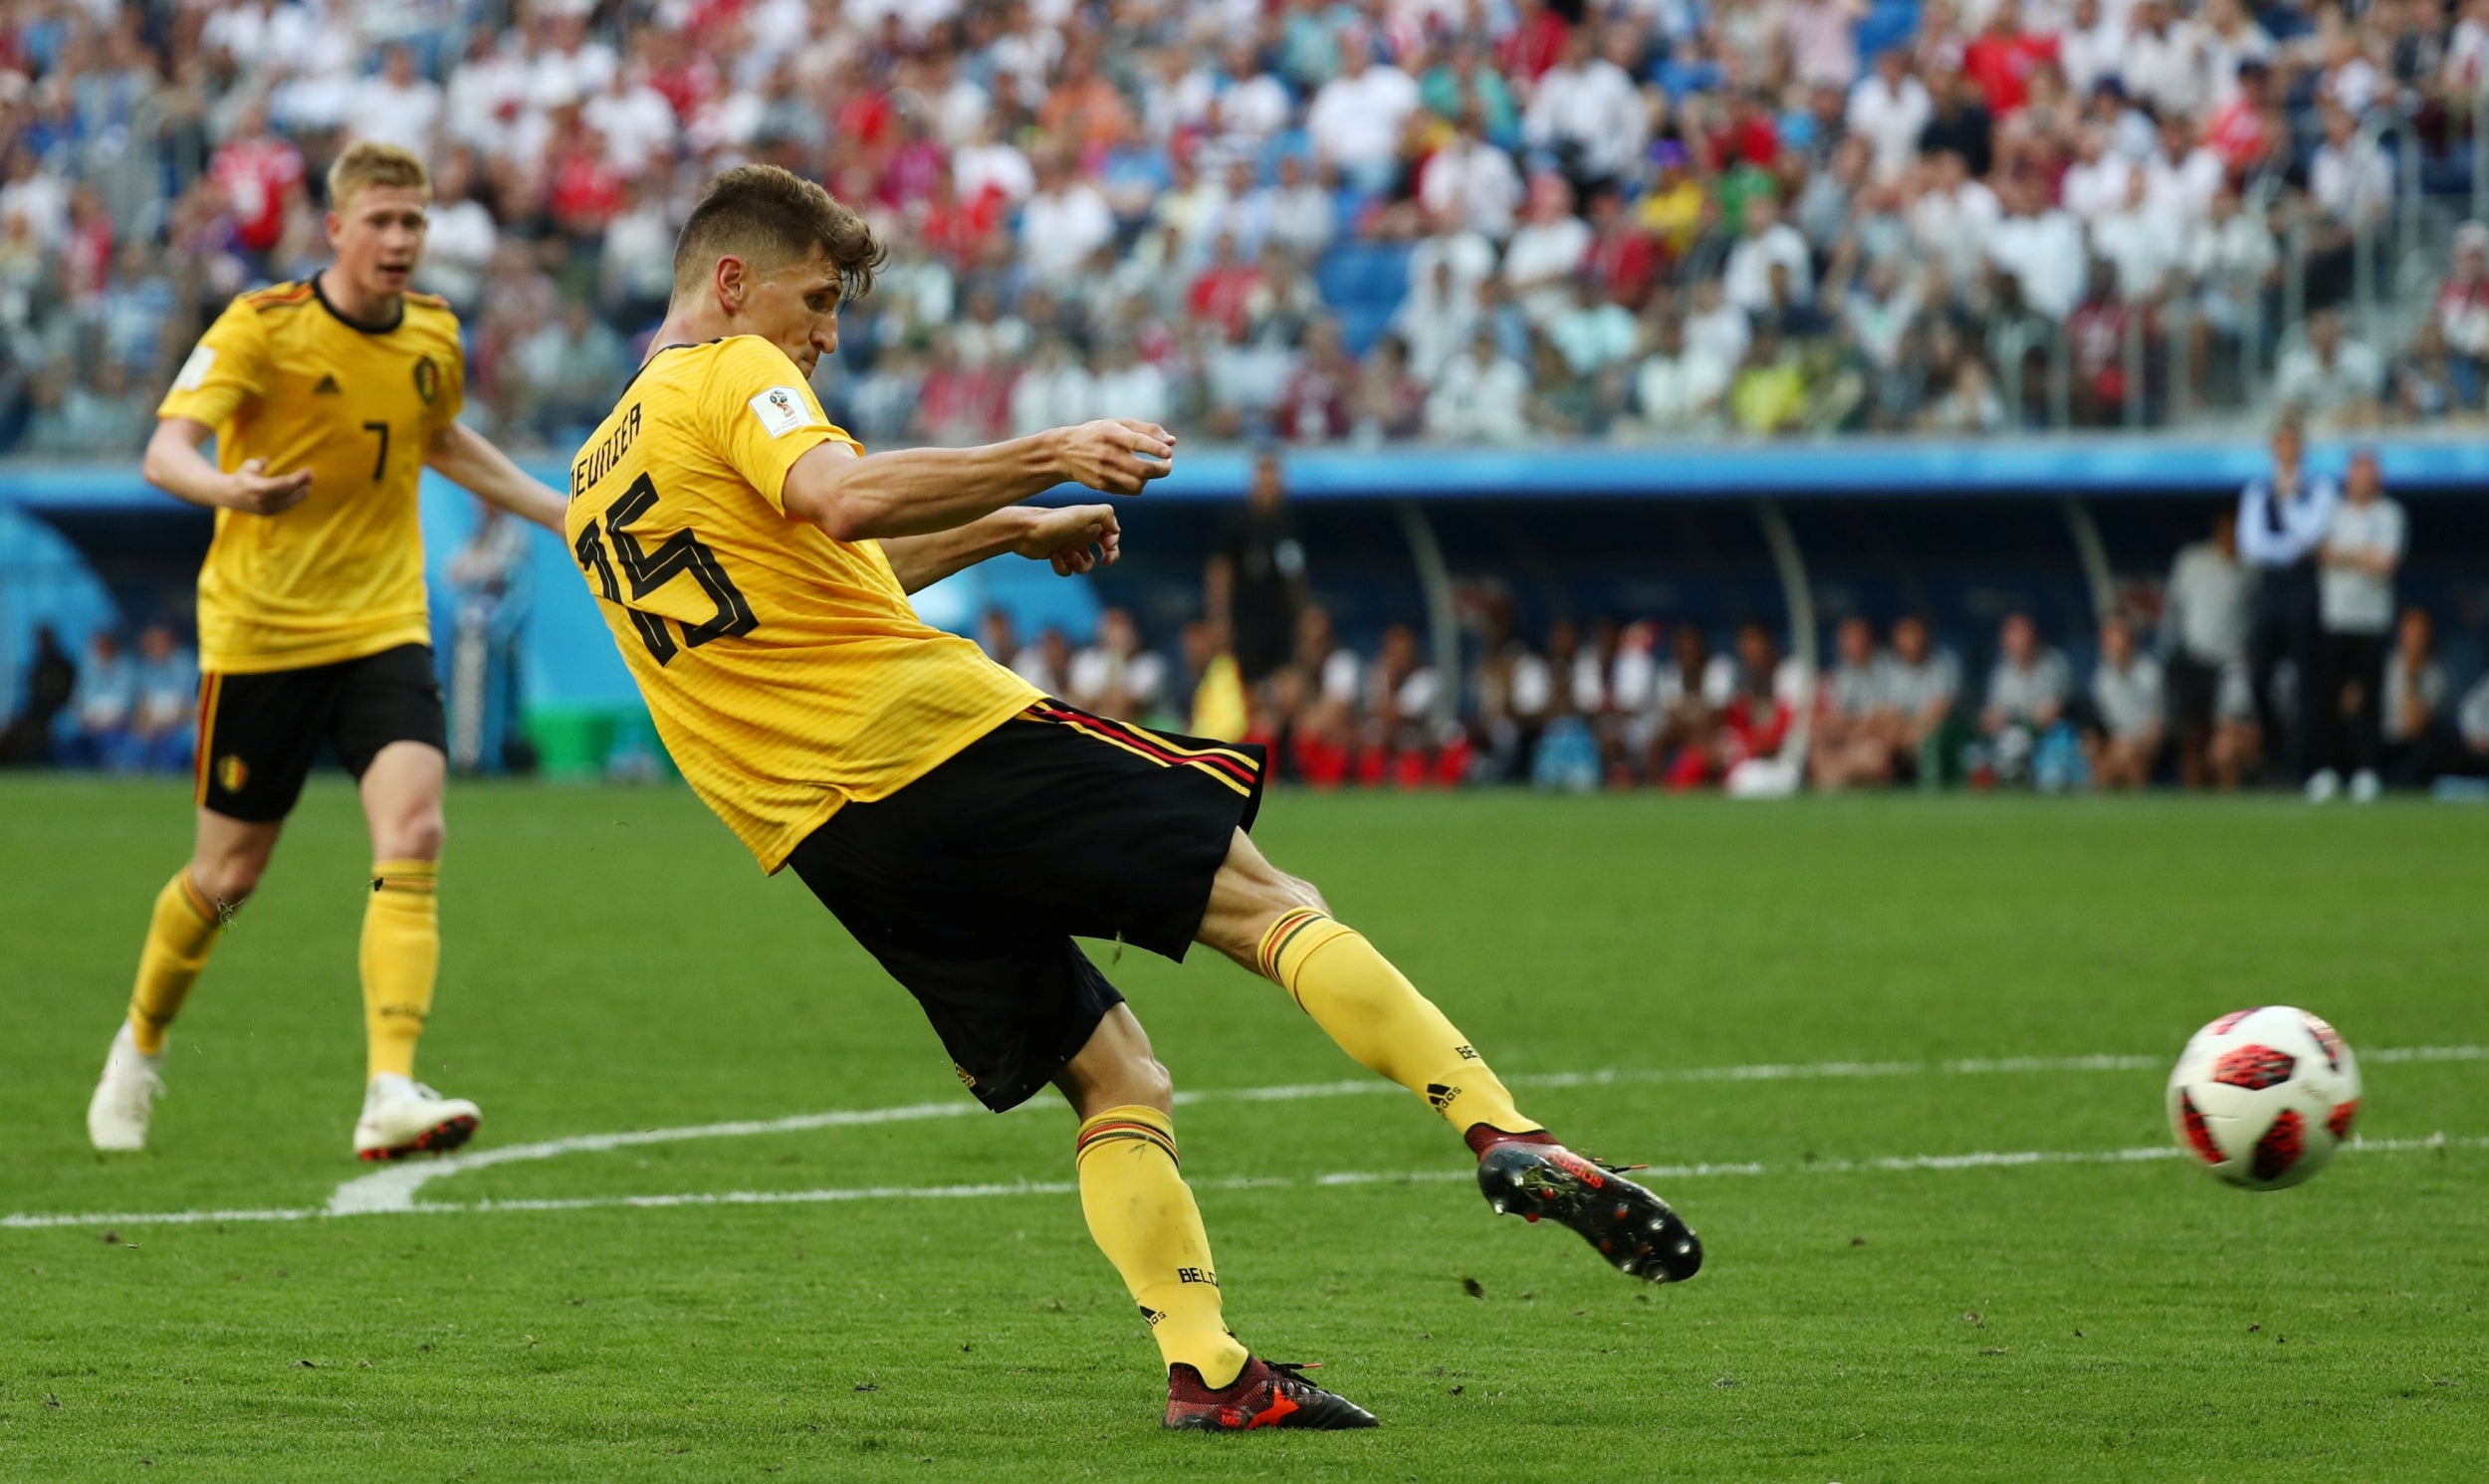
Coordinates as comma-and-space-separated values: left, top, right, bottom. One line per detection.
313, 374, 342, 395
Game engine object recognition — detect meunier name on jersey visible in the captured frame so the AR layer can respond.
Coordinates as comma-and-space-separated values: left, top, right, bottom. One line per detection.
566, 335, 1038, 871
157, 280, 466, 674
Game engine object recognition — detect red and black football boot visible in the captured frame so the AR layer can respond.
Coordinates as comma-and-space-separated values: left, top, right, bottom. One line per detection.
1163, 1358, 1379, 1431
1472, 1132, 1703, 1283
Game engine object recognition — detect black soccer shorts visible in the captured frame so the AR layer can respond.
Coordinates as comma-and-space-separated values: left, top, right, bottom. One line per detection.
786, 701, 1267, 1113
194, 643, 447, 822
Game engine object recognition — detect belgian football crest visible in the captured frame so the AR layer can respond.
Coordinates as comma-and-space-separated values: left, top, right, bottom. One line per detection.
412, 354, 440, 405
217, 754, 249, 793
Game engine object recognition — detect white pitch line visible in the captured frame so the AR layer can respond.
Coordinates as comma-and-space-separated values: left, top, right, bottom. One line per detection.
6, 1135, 2479, 1233
325, 1043, 2489, 1216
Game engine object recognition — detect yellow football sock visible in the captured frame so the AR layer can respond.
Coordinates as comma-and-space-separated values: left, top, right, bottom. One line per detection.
1257, 908, 1537, 1139
1074, 1105, 1248, 1388
126, 871, 224, 1056
361, 858, 439, 1081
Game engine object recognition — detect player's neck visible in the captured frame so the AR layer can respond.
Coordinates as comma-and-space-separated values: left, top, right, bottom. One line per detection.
313, 267, 403, 332
647, 304, 724, 359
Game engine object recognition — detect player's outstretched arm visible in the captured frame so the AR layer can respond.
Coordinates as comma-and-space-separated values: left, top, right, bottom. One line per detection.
425, 422, 567, 532
142, 418, 311, 516
781, 419, 1172, 543
879, 504, 1121, 594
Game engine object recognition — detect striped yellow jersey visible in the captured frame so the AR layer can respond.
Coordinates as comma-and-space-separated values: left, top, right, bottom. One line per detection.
157, 280, 465, 674
566, 336, 1040, 870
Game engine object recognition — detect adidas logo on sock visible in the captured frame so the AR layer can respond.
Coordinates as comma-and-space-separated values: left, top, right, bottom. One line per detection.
313, 373, 342, 395
1426, 1083, 1461, 1111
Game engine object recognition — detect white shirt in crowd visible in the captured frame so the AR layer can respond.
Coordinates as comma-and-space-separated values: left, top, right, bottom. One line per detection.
1426, 346, 1531, 443
1306, 62, 1420, 173
1845, 71, 1932, 182
2319, 495, 2405, 635
345, 75, 443, 153
1067, 645, 1168, 712
1418, 137, 1523, 240
1522, 56, 1648, 180
2059, 150, 2132, 223
1018, 180, 1114, 283
1720, 221, 1813, 313
2275, 338, 2384, 424
1988, 207, 2087, 319
2092, 653, 2165, 740
1502, 214, 1594, 323
1986, 650, 2072, 724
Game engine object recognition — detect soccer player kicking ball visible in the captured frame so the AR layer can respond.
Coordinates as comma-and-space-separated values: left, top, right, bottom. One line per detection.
567, 164, 1701, 1431
86, 143, 567, 1161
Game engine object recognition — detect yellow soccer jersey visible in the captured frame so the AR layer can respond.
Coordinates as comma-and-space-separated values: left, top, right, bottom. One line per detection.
158, 280, 465, 674
567, 335, 1040, 871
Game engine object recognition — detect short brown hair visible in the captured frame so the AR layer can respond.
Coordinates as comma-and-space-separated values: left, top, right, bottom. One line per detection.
673, 164, 884, 302
328, 141, 431, 212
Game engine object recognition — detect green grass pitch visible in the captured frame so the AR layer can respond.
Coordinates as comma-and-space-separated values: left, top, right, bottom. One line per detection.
3, 778, 2485, 1481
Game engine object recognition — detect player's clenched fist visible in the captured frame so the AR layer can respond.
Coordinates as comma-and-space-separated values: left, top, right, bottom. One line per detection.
1050, 419, 1176, 496
1015, 503, 1121, 575
220, 458, 314, 516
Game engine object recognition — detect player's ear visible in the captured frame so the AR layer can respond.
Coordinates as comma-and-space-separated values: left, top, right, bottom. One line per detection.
715, 254, 747, 314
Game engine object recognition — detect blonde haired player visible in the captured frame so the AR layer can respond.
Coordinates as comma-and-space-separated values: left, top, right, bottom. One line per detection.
86, 142, 567, 1159
567, 164, 1700, 1431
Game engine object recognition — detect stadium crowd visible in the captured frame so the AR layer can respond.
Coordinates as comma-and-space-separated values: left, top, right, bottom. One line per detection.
0, 0, 2482, 452
12, 434, 2488, 794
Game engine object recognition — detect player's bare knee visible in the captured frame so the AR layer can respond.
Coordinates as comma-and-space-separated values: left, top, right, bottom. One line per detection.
376, 809, 445, 863
188, 854, 263, 910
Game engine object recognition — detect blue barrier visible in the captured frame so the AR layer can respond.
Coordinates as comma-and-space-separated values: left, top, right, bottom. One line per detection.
5, 434, 2484, 515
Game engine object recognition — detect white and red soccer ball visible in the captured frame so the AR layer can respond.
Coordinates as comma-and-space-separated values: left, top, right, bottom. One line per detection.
2166, 1006, 2363, 1191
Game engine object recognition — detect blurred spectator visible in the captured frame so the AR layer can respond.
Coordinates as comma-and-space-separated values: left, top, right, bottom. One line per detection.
1420, 108, 1524, 241
1205, 450, 1308, 685
2278, 312, 2386, 434
2086, 618, 2164, 790
1633, 311, 1733, 433
513, 301, 632, 443
1848, 48, 1933, 183
1066, 608, 1167, 724
1810, 614, 1897, 789
2435, 223, 2489, 408
2312, 449, 2404, 802
1012, 626, 1073, 697
1977, 611, 2070, 786
126, 622, 195, 773
2160, 509, 2253, 789
2378, 606, 2445, 786
2238, 418, 2339, 787
977, 606, 1018, 666
0, 623, 75, 764
64, 628, 132, 767
1883, 615, 1963, 782
1427, 327, 1531, 442
1522, 25, 1647, 196
1721, 193, 1812, 317
23, 359, 149, 455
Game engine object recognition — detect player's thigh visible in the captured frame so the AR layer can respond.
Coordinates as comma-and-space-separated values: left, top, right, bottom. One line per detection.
193, 666, 336, 830
334, 645, 448, 859
792, 861, 1131, 1115
1195, 827, 1326, 972
821, 709, 1265, 958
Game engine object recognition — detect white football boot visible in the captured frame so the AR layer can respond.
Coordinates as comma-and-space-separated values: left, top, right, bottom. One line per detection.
2304, 767, 2342, 803
352, 1074, 481, 1162
2349, 768, 2381, 804
87, 1022, 163, 1152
